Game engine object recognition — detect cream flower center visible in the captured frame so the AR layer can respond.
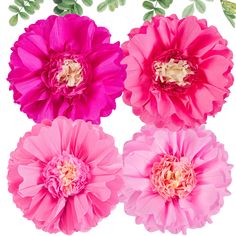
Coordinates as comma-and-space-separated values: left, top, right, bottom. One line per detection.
150, 154, 196, 199
57, 59, 84, 87
57, 161, 78, 188
43, 152, 90, 198
153, 59, 194, 86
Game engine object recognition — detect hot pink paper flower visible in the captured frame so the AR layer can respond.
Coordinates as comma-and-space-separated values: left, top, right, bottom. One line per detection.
121, 125, 232, 233
123, 15, 234, 130
8, 14, 126, 123
8, 117, 122, 234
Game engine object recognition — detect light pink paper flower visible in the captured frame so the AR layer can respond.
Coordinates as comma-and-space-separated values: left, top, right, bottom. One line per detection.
121, 125, 232, 233
8, 117, 122, 234
8, 14, 126, 124
123, 15, 234, 130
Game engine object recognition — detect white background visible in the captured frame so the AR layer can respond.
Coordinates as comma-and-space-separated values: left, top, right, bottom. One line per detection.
0, 0, 236, 235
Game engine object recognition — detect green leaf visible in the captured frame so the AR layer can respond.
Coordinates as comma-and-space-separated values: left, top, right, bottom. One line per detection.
24, 5, 35, 14
30, 1, 40, 9
9, 14, 18, 26
19, 11, 29, 19
57, 2, 71, 10
224, 11, 235, 27
143, 1, 154, 10
9, 5, 20, 13
157, 0, 169, 9
62, 0, 75, 5
14, 0, 24, 7
119, 0, 126, 6
143, 10, 154, 21
82, 0, 93, 7
97, 2, 107, 12
195, 0, 206, 13
73, 3, 83, 15
182, 3, 194, 17
154, 7, 165, 15
53, 6, 64, 15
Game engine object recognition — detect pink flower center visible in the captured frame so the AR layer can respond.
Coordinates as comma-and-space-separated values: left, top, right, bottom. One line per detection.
57, 59, 84, 87
43, 152, 90, 198
153, 58, 194, 87
150, 154, 196, 200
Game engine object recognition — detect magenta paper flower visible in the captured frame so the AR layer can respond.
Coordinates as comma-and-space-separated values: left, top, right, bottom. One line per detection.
121, 125, 232, 233
8, 14, 126, 124
8, 117, 122, 234
123, 15, 234, 130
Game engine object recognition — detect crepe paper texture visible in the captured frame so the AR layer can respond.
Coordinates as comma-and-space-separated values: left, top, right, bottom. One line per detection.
8, 117, 122, 234
122, 14, 234, 131
8, 14, 126, 124
121, 125, 232, 234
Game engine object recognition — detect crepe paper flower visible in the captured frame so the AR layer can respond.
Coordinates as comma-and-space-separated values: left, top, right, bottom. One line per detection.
8, 14, 126, 124
8, 117, 122, 234
122, 15, 234, 131
121, 125, 232, 234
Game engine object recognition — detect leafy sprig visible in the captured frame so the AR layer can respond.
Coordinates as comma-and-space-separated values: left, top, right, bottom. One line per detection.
182, 0, 209, 18
9, 0, 44, 26
53, 0, 92, 16
142, 0, 173, 21
221, 0, 236, 27
53, 0, 126, 16
8, 0, 236, 28
97, 0, 126, 12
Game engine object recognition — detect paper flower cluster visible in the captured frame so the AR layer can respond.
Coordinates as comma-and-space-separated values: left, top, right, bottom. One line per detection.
6, 12, 234, 235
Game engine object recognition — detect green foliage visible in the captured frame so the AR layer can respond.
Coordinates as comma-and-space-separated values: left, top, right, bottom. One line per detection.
97, 0, 126, 12
9, 0, 44, 26
142, 0, 173, 21
8, 0, 235, 28
182, 0, 206, 18
221, 0, 236, 27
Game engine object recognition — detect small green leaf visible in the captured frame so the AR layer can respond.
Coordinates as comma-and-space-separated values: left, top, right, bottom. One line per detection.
24, 6, 35, 14
9, 14, 18, 26
195, 0, 206, 13
53, 6, 64, 15
19, 11, 29, 19
62, 0, 75, 6
82, 0, 93, 7
182, 3, 194, 17
154, 7, 165, 15
157, 0, 169, 9
119, 0, 126, 6
143, 10, 154, 21
14, 0, 24, 7
30, 1, 40, 10
73, 3, 83, 15
143, 1, 154, 10
97, 2, 107, 12
224, 11, 236, 27
9, 5, 20, 13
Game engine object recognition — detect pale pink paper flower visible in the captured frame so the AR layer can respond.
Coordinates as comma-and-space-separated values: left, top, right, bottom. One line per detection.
8, 117, 122, 234
123, 15, 234, 130
8, 14, 126, 124
121, 125, 232, 233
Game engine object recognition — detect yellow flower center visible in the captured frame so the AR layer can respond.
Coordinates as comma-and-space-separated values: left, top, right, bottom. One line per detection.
57, 59, 84, 87
57, 161, 77, 187
153, 59, 194, 86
